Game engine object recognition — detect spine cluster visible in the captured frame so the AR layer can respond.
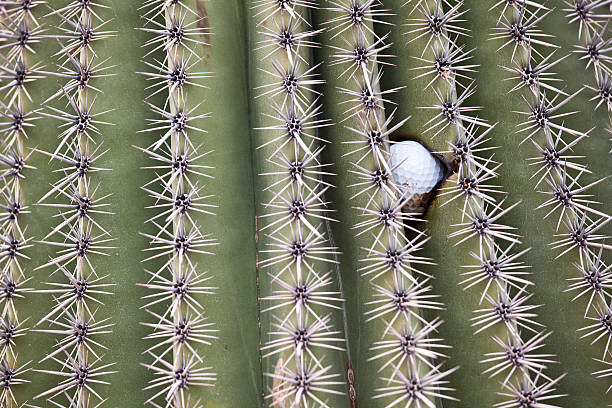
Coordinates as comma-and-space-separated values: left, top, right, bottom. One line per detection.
137, 1, 217, 407
407, 0, 567, 405
251, 1, 349, 406
563, 0, 612, 149
0, 0, 43, 405
33, 0, 117, 406
324, 1, 457, 406
492, 0, 612, 395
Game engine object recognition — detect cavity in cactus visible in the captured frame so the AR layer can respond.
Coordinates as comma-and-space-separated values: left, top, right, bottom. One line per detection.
0, 0, 610, 407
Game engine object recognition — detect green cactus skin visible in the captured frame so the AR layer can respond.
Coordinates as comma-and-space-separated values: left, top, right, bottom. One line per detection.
0, 1, 610, 407
362, 2, 560, 408
406, 0, 611, 407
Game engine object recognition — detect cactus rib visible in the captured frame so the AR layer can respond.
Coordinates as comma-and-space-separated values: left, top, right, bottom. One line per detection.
31, 1, 118, 407
248, 2, 351, 406
136, 1, 219, 407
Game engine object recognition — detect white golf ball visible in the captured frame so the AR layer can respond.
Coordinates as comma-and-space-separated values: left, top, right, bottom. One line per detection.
390, 141, 445, 197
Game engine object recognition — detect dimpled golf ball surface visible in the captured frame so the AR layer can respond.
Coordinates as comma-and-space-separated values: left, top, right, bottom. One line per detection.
390, 141, 444, 196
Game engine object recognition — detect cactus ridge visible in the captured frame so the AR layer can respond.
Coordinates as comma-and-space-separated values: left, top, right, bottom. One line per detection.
0, 0, 45, 405
136, 1, 218, 407
28, 0, 120, 407
564, 0, 612, 150
250, 3, 351, 407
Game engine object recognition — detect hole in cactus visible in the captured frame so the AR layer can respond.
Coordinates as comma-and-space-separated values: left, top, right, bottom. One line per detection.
388, 137, 450, 216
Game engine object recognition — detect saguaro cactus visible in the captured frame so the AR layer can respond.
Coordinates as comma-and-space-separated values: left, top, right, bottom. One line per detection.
0, 0, 610, 407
